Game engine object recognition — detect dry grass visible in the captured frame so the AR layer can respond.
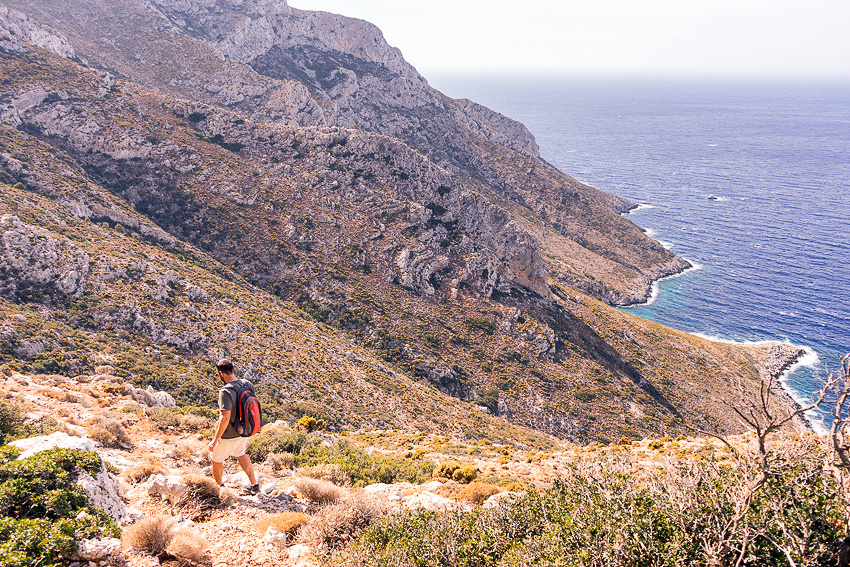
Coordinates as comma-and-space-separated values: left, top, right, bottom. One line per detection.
45, 389, 81, 403
295, 477, 346, 505
219, 487, 237, 506
87, 416, 130, 448
298, 463, 351, 487
458, 482, 502, 505
165, 527, 211, 565
171, 438, 208, 464
254, 512, 309, 539
123, 459, 169, 483
298, 494, 390, 552
177, 475, 224, 521
264, 452, 295, 470
122, 516, 174, 556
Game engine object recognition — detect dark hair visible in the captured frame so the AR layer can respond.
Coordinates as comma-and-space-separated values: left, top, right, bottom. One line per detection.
216, 359, 234, 374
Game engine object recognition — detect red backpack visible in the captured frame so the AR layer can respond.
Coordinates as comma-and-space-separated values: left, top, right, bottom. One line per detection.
226, 380, 262, 437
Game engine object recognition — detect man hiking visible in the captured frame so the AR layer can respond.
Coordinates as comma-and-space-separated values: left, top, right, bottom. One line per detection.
208, 358, 259, 494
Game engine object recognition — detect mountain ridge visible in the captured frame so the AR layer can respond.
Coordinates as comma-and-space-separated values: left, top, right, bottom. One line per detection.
0, 3, 804, 443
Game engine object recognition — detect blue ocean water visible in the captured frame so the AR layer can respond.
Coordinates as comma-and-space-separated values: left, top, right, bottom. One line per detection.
432, 74, 850, 409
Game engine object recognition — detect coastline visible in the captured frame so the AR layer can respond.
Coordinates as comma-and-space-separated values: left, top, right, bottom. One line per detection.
693, 334, 820, 431
619, 203, 822, 426
632, 260, 702, 307
620, 203, 699, 307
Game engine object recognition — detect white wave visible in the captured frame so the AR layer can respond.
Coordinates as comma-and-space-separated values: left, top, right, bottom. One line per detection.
631, 261, 702, 306
644, 228, 657, 238
658, 240, 674, 250
627, 203, 655, 213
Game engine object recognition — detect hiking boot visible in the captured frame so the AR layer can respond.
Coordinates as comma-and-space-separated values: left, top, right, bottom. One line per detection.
242, 483, 260, 495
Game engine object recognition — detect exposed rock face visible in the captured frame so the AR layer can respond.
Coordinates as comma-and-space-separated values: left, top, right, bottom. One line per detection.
75, 467, 128, 522
72, 537, 122, 561
0, 214, 90, 300
126, 383, 178, 408
147, 0, 539, 157
0, 5, 75, 58
0, 0, 688, 305
9, 431, 95, 458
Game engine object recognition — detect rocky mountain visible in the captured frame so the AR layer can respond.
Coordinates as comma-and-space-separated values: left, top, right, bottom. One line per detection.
0, 2, 804, 443
0, 0, 687, 305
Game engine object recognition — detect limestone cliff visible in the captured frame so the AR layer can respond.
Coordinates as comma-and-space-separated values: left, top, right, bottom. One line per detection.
0, 0, 684, 305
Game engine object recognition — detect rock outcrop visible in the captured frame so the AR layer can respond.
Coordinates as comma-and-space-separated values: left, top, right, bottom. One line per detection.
0, 5, 75, 58
0, 214, 90, 300
9, 431, 95, 458
9, 432, 127, 522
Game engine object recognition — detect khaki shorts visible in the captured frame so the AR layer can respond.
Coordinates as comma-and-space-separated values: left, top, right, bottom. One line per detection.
210, 436, 249, 463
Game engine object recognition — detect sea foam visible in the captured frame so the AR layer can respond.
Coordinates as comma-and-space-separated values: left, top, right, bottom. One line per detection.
636, 261, 702, 306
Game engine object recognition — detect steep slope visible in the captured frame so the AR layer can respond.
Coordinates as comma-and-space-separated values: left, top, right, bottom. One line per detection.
0, 37, 803, 442
0, 132, 557, 445
0, 0, 687, 305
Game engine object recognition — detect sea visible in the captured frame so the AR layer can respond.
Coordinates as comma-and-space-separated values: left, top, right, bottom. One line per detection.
431, 73, 850, 423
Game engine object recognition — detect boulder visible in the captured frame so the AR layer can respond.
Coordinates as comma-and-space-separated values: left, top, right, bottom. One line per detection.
482, 491, 521, 509
142, 474, 188, 504
126, 383, 176, 408
288, 544, 311, 559
362, 482, 414, 498
262, 526, 287, 548
223, 471, 264, 487
72, 537, 121, 561
401, 491, 456, 511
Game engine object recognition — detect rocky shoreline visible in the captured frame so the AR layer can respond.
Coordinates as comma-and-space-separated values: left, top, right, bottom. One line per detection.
755, 341, 814, 429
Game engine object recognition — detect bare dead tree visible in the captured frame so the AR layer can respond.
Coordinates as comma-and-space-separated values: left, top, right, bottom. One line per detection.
684, 353, 850, 567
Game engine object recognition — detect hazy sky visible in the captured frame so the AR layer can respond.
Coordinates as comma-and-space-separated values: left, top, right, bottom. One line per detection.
288, 0, 850, 78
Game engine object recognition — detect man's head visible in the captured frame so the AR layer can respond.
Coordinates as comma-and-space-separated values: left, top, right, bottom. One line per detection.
216, 358, 235, 383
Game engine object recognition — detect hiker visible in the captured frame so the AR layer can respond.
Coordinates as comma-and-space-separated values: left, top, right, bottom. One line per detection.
208, 358, 259, 494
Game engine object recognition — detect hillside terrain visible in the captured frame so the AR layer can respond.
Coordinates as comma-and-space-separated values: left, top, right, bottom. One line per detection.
0, 1, 805, 444
1, 368, 847, 566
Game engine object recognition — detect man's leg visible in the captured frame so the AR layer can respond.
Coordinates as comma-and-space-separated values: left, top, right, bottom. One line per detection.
211, 460, 224, 485
236, 453, 257, 485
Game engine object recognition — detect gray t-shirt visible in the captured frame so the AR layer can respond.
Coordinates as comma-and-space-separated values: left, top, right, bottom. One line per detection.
218, 379, 255, 439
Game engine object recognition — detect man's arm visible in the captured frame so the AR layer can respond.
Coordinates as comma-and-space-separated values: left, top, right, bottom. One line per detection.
208, 409, 231, 452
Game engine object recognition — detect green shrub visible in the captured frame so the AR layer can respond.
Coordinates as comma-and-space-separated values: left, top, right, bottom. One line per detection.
0, 448, 119, 566
342, 448, 850, 567
296, 416, 326, 432
432, 461, 460, 480
246, 429, 313, 462
463, 318, 496, 335
574, 387, 596, 402
0, 400, 57, 444
0, 401, 23, 445
297, 440, 434, 486
451, 465, 478, 484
